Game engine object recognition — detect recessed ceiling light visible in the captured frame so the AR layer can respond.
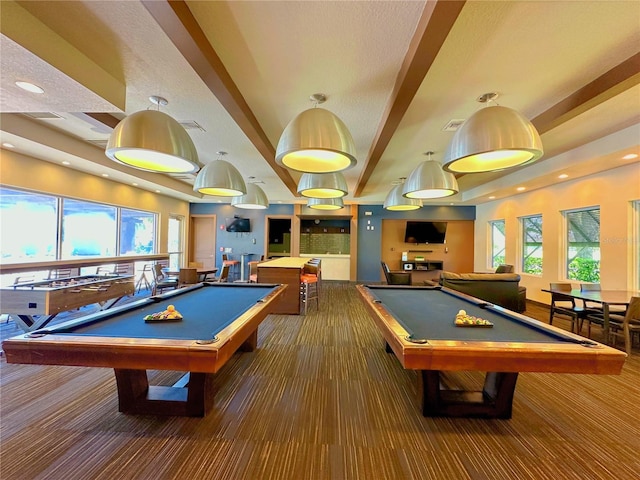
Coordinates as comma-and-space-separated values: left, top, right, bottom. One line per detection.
489, 196, 496, 199
155, 189, 161, 193
15, 81, 44, 94
516, 187, 526, 191
2, 142, 15, 149
102, 173, 109, 177
132, 182, 138, 186
622, 153, 638, 160
558, 174, 568, 179
62, 161, 71, 166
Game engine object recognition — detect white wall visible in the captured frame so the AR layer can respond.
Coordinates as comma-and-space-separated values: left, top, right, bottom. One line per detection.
475, 162, 640, 304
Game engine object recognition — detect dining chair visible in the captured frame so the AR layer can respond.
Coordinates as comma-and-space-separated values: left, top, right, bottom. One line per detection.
549, 283, 586, 334
152, 263, 179, 295
587, 296, 640, 355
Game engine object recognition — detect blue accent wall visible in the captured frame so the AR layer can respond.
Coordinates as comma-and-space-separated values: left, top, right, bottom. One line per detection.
189, 203, 474, 282
189, 203, 293, 269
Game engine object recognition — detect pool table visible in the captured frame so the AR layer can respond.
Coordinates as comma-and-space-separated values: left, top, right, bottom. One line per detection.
2, 282, 286, 417
357, 285, 626, 419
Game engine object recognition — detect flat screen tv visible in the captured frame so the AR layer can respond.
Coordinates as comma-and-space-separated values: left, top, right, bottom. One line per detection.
226, 217, 251, 233
404, 221, 447, 244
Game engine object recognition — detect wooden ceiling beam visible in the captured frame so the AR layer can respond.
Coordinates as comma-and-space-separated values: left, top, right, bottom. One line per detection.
353, 0, 466, 197
140, 0, 298, 194
532, 52, 640, 134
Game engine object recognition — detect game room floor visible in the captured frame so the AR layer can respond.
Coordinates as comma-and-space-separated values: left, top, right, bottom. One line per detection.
1, 282, 639, 480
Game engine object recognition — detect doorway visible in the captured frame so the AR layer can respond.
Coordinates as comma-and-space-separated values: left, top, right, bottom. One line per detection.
191, 215, 217, 269
267, 217, 292, 258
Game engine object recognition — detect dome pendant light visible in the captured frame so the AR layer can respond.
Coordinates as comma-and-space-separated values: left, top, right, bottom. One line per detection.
231, 181, 269, 209
307, 197, 344, 210
193, 151, 246, 197
297, 172, 348, 198
384, 178, 422, 211
106, 96, 200, 173
403, 152, 459, 199
276, 93, 357, 173
443, 92, 543, 173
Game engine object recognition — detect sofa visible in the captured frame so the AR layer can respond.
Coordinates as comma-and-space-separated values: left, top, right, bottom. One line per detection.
439, 271, 526, 312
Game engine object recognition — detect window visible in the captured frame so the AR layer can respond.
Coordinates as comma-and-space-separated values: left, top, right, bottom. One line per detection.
521, 215, 543, 275
168, 215, 184, 271
0, 187, 158, 264
61, 199, 116, 259
489, 220, 505, 268
633, 200, 640, 290
120, 208, 156, 255
565, 207, 600, 282
0, 187, 58, 263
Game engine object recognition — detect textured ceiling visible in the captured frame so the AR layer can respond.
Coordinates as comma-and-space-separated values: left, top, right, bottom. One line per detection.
1, 0, 639, 205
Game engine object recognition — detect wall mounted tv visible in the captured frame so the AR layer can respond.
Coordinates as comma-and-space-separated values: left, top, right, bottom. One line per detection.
404, 221, 447, 244
226, 217, 251, 233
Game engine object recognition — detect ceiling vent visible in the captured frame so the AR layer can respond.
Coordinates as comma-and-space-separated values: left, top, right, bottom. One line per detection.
179, 121, 206, 132
442, 119, 465, 132
22, 112, 64, 120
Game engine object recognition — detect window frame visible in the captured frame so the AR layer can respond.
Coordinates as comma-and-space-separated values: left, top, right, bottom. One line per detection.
563, 206, 601, 283
520, 214, 543, 276
489, 219, 506, 270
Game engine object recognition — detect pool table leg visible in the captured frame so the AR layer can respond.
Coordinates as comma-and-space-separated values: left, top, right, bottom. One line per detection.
418, 370, 519, 419
114, 369, 215, 417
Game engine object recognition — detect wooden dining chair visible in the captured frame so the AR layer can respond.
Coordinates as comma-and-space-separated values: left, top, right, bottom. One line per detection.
549, 283, 585, 334
587, 296, 640, 355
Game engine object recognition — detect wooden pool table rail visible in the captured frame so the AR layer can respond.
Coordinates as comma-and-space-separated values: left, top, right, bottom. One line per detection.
357, 284, 626, 419
2, 283, 286, 416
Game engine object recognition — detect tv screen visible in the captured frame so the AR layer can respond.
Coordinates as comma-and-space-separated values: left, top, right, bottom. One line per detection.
404, 221, 447, 244
226, 217, 251, 233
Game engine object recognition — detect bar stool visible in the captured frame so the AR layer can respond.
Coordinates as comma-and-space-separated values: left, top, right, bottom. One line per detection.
222, 254, 240, 282
300, 262, 320, 315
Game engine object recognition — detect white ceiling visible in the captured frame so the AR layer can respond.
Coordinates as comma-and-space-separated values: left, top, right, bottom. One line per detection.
1, 0, 639, 205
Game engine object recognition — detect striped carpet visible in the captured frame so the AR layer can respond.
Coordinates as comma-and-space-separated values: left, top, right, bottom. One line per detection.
1, 282, 639, 480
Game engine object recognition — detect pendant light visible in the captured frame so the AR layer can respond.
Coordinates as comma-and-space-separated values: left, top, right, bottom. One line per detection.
231, 180, 269, 209
106, 96, 199, 173
193, 151, 246, 197
384, 178, 422, 211
276, 93, 357, 173
442, 92, 543, 173
307, 197, 344, 210
297, 172, 348, 198
402, 152, 459, 199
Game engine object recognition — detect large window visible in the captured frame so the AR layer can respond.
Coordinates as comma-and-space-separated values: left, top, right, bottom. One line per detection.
62, 199, 116, 259
489, 220, 505, 268
120, 208, 156, 255
0, 186, 157, 264
0, 187, 58, 263
633, 200, 640, 290
521, 215, 543, 275
565, 207, 600, 282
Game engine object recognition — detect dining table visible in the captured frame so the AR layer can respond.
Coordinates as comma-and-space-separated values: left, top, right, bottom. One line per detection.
541, 287, 639, 343
166, 267, 219, 284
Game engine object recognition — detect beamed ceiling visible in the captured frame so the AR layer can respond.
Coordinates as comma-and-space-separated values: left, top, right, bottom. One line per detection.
1, 0, 639, 205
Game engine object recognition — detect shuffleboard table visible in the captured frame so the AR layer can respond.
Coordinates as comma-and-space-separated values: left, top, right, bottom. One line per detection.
357, 284, 626, 419
2, 282, 285, 417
